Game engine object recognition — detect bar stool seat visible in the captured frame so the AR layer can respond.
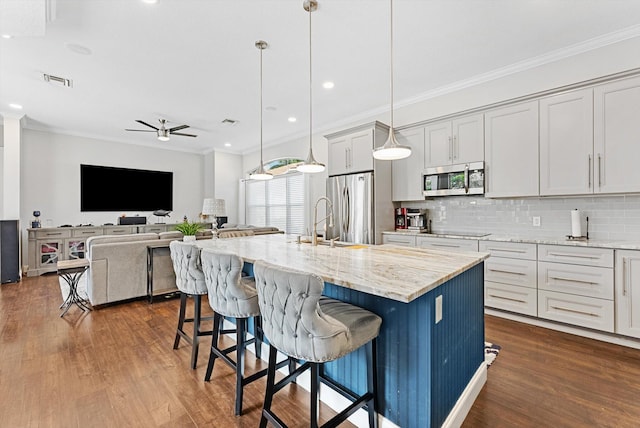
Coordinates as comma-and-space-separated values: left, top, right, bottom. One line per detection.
253, 260, 382, 428
169, 241, 213, 369
201, 248, 291, 416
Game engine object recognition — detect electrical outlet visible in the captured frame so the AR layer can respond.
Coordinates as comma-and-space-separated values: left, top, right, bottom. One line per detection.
435, 295, 443, 324
532, 216, 541, 227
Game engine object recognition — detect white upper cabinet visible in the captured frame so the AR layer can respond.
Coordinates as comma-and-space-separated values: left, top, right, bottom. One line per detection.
484, 101, 539, 198
424, 114, 483, 168
327, 122, 390, 176
540, 89, 593, 196
392, 127, 426, 201
594, 76, 640, 194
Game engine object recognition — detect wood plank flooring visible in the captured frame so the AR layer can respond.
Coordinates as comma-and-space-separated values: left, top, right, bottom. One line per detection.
3, 274, 640, 427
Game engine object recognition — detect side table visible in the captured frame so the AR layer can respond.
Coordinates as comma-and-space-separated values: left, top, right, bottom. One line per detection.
147, 243, 179, 303
57, 259, 92, 317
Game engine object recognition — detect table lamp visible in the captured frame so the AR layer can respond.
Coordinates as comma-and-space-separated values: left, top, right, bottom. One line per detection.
202, 198, 226, 230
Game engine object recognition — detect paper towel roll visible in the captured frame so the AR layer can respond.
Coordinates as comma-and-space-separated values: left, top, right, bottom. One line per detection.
571, 209, 582, 237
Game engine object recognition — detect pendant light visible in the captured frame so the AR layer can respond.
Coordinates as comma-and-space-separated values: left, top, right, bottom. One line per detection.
373, 0, 411, 161
297, 0, 326, 174
249, 40, 273, 181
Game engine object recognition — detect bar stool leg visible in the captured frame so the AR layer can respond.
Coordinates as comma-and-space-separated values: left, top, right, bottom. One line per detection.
254, 316, 263, 359
311, 363, 320, 428
260, 345, 278, 428
173, 293, 187, 349
204, 313, 223, 381
191, 295, 202, 369
367, 338, 379, 428
235, 318, 246, 416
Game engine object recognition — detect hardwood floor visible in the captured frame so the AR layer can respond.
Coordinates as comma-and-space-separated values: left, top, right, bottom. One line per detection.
3, 274, 640, 427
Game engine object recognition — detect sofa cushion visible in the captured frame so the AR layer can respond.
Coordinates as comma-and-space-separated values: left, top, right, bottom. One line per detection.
86, 233, 159, 257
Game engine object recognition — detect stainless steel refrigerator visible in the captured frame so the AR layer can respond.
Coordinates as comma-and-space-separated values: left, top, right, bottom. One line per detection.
326, 172, 374, 244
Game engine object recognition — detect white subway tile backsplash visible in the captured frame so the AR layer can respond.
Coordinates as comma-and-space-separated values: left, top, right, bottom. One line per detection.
404, 194, 640, 241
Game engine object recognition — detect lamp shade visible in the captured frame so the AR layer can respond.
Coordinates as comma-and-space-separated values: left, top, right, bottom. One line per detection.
202, 198, 226, 217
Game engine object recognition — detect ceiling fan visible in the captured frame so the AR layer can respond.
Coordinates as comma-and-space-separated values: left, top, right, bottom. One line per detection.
125, 119, 197, 141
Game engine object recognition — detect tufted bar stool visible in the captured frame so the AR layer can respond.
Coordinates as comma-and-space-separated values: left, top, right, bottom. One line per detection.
200, 248, 292, 416
168, 241, 214, 369
253, 260, 382, 428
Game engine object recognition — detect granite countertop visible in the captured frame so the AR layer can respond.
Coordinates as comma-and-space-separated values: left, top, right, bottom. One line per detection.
382, 230, 640, 250
195, 234, 488, 303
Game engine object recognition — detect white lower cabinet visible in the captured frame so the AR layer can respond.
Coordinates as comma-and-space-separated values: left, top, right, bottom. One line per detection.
416, 236, 478, 252
480, 241, 537, 316
538, 290, 614, 332
615, 250, 640, 338
381, 233, 416, 247
537, 245, 614, 332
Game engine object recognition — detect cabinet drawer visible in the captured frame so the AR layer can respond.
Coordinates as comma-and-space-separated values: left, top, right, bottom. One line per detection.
485, 258, 537, 288
382, 234, 416, 247
141, 225, 167, 233
103, 226, 136, 235
538, 244, 613, 268
72, 227, 103, 237
35, 229, 72, 239
485, 281, 537, 316
415, 236, 478, 252
538, 290, 614, 332
538, 261, 613, 300
479, 241, 536, 260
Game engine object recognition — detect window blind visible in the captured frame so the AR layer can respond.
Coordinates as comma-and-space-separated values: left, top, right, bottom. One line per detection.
245, 173, 305, 234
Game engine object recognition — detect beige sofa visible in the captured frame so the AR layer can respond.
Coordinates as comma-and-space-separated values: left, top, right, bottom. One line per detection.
85, 232, 183, 306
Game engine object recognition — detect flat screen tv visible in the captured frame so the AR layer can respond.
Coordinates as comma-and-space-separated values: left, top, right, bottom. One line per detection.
80, 164, 173, 212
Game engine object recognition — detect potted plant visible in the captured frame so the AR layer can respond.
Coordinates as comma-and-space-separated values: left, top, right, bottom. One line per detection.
174, 220, 203, 242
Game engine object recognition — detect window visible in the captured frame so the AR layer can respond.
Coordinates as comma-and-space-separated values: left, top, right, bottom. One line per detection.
245, 173, 304, 234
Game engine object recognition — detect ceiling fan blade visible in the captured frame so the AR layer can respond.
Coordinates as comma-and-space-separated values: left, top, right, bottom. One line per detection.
136, 120, 159, 130
125, 129, 156, 132
169, 124, 189, 132
171, 132, 198, 137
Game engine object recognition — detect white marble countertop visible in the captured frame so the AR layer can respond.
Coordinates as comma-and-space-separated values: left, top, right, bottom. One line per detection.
382, 230, 640, 250
195, 234, 488, 303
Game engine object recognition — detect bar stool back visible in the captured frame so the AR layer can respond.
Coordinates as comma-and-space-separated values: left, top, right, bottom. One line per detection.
169, 240, 213, 369
200, 248, 269, 416
253, 260, 382, 428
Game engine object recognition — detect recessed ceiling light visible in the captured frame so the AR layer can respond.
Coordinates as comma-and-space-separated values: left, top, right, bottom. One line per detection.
224, 142, 231, 147
141, 0, 158, 4
65, 43, 92, 55
1, 34, 12, 39
9, 103, 22, 110
288, 117, 297, 123
322, 81, 335, 89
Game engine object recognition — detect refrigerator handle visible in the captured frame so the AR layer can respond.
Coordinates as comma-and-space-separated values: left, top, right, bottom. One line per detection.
345, 186, 350, 234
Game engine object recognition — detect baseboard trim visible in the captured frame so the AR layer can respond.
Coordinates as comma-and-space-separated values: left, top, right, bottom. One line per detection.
486, 308, 640, 350
442, 362, 487, 428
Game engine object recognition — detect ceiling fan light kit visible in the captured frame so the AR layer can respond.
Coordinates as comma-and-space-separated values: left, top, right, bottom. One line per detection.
125, 118, 197, 141
297, 0, 325, 174
373, 0, 411, 161
249, 40, 273, 181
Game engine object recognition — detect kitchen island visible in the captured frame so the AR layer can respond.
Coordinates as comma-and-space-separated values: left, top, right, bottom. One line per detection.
196, 234, 489, 427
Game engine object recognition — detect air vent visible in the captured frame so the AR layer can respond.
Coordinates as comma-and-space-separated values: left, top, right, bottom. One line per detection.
221, 118, 238, 125
43, 74, 73, 87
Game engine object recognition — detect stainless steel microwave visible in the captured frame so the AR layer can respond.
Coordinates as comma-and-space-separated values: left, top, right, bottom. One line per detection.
423, 161, 484, 197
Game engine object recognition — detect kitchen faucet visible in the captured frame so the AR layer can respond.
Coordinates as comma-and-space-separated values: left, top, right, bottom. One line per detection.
312, 197, 334, 246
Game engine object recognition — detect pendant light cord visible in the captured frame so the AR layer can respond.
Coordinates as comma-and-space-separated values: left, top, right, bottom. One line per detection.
309, 3, 313, 155
389, 0, 394, 130
260, 44, 264, 167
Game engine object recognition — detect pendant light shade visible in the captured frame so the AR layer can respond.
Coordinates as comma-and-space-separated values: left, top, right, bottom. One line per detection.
297, 0, 325, 174
373, 0, 411, 161
250, 40, 273, 181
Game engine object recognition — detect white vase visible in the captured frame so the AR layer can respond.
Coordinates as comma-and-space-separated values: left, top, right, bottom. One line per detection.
183, 235, 197, 242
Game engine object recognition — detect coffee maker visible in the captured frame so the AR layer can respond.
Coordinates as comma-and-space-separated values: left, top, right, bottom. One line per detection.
395, 208, 408, 230
406, 209, 428, 232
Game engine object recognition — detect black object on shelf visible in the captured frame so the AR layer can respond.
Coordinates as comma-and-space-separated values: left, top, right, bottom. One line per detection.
0, 220, 20, 283
118, 216, 147, 225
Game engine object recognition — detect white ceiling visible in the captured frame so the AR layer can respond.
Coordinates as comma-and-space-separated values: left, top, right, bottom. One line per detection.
1, 0, 640, 155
